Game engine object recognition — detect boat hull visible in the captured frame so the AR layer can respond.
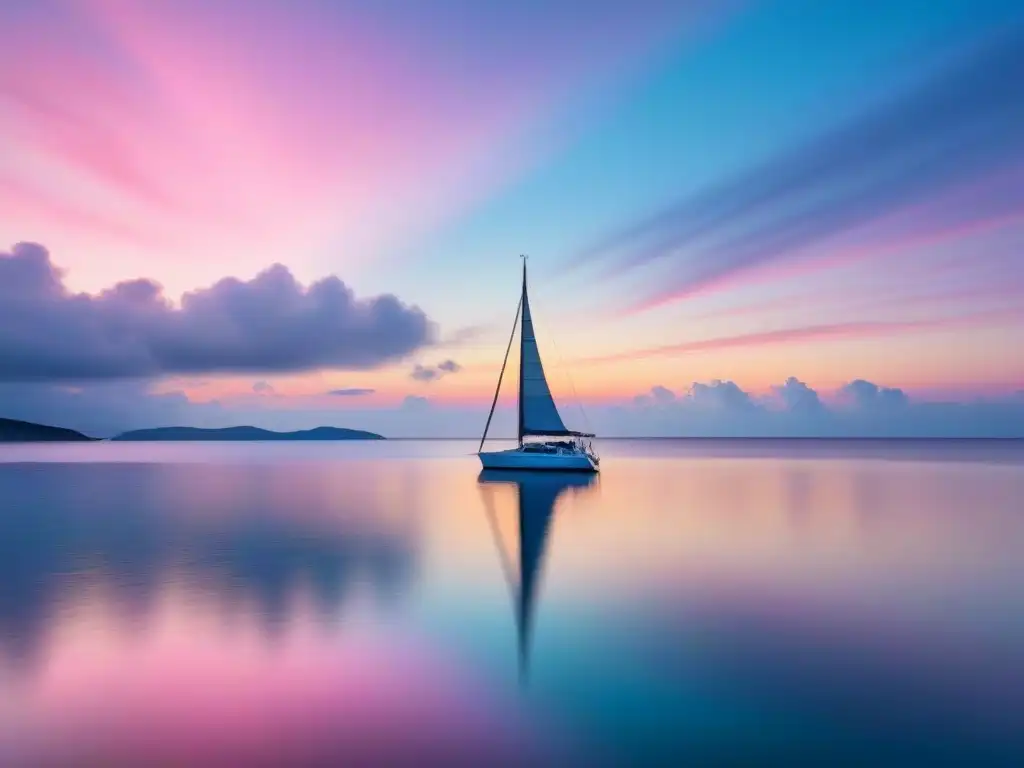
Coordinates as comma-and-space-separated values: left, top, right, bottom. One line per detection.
478, 448, 598, 472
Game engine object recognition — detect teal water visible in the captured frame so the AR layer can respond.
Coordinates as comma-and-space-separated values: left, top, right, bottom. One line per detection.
0, 440, 1022, 765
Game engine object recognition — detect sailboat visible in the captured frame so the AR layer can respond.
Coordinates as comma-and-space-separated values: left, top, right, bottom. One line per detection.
478, 261, 599, 472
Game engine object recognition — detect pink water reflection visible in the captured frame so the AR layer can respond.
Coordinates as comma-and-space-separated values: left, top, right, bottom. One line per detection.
2, 592, 550, 765
1, 442, 1023, 763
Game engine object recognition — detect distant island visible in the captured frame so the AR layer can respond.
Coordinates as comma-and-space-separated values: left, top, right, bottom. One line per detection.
0, 417, 95, 442
111, 426, 385, 441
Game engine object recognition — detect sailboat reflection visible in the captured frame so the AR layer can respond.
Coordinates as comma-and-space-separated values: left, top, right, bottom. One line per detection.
478, 469, 598, 684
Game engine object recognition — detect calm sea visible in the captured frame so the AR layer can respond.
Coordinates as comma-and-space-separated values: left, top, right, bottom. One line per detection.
1, 439, 1022, 766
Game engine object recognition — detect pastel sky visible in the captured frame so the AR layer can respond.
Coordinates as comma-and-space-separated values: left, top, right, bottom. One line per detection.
1, 0, 1023, 436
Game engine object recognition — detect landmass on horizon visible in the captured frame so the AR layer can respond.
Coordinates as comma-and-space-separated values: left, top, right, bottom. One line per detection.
0, 419, 384, 442
114, 426, 385, 441
0, 417, 95, 443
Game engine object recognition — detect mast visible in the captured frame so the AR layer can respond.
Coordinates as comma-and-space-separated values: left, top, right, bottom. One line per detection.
517, 256, 527, 446
478, 261, 523, 453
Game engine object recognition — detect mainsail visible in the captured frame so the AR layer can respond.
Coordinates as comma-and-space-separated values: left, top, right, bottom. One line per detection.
518, 270, 571, 438
478, 259, 590, 451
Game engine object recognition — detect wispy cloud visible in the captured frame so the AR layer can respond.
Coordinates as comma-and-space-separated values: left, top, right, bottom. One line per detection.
439, 324, 491, 346
578, 308, 1024, 365
327, 388, 376, 397
584, 23, 1024, 311
0, 175, 166, 250
410, 360, 462, 382
0, 0, 706, 291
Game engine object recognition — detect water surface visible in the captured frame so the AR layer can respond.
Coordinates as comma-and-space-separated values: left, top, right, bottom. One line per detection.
1, 440, 1022, 765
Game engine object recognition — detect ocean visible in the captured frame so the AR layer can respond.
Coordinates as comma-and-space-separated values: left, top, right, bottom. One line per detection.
1, 439, 1022, 765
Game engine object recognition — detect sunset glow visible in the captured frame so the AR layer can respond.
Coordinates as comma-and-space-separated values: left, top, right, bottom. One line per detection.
1, 0, 1022, 437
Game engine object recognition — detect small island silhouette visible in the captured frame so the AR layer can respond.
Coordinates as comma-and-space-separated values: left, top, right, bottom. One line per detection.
1, 418, 384, 442
113, 426, 385, 441
0, 417, 94, 442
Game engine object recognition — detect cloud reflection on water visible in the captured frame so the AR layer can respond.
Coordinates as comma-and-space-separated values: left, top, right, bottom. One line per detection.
0, 462, 419, 676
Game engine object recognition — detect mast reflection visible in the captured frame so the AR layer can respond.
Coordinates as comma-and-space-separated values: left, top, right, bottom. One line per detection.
478, 469, 597, 685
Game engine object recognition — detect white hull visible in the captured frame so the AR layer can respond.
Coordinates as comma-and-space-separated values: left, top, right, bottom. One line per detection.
479, 448, 598, 472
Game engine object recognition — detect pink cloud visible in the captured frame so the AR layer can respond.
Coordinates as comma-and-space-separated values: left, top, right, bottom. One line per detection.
0, 176, 165, 249
0, 67, 177, 212
1, 0, 705, 292
580, 307, 1024, 366
668, 258, 1024, 329
625, 167, 1024, 315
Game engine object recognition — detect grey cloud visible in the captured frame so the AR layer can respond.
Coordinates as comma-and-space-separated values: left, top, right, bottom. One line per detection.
252, 381, 274, 394
689, 379, 754, 411
651, 384, 675, 404
634, 383, 677, 407
409, 359, 462, 382
774, 376, 825, 414
0, 243, 434, 381
623, 378, 1024, 437
840, 379, 909, 410
586, 23, 1024, 302
410, 365, 440, 382
401, 395, 430, 412
327, 388, 376, 397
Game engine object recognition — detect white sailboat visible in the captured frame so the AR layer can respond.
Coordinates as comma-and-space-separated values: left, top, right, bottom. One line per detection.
478, 260, 599, 472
